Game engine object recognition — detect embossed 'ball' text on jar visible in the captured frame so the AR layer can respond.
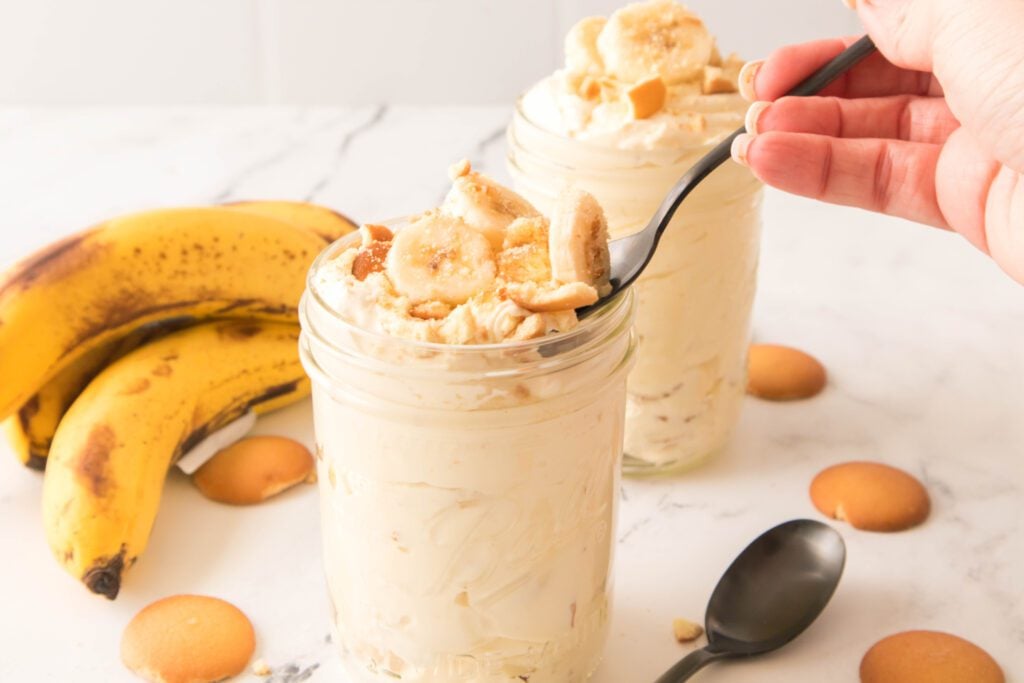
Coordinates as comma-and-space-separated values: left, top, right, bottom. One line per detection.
507, 97, 763, 474
299, 234, 637, 683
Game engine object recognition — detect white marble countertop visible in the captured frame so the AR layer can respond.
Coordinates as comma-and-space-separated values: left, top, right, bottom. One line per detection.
0, 107, 1021, 682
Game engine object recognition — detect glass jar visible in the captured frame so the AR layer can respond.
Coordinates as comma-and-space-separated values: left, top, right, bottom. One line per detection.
299, 233, 637, 683
507, 99, 762, 474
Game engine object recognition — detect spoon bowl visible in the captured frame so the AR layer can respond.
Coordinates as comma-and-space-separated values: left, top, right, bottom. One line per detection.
654, 519, 846, 682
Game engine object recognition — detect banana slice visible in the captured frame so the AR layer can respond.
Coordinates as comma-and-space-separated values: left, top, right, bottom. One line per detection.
565, 16, 607, 74
385, 212, 496, 305
548, 188, 612, 296
442, 162, 541, 249
498, 216, 552, 284
596, 0, 714, 84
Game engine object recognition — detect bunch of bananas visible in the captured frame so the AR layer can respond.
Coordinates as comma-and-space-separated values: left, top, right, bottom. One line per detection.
0, 201, 355, 599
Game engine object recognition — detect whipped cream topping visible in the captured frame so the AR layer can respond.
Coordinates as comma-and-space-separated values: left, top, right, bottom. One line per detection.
520, 0, 747, 150
312, 162, 610, 345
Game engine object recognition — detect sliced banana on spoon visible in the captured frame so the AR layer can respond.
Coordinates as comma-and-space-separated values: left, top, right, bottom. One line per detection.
498, 216, 552, 284
548, 187, 612, 296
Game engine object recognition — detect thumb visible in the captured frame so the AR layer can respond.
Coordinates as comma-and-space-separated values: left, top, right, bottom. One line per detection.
851, 0, 1024, 171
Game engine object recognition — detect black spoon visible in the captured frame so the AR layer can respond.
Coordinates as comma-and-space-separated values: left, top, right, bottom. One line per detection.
654, 519, 846, 682
578, 35, 877, 318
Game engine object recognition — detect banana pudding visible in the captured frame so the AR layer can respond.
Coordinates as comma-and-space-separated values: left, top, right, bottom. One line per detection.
311, 162, 610, 345
508, 0, 763, 472
300, 164, 636, 682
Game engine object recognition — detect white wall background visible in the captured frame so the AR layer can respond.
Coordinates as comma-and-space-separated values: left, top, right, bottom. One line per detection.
0, 0, 860, 105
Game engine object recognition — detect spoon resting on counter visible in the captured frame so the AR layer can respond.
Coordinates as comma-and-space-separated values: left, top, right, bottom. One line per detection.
654, 519, 846, 682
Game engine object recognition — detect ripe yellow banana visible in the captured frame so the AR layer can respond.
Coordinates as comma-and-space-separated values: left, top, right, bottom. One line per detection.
225, 199, 356, 244
5, 343, 116, 470
43, 320, 308, 599
4, 200, 354, 468
0, 206, 325, 423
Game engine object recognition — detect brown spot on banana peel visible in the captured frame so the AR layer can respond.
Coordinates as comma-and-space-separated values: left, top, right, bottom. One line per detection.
151, 364, 173, 377
82, 544, 126, 600
26, 453, 47, 471
119, 377, 151, 395
76, 424, 116, 497
0, 229, 102, 298
217, 322, 264, 340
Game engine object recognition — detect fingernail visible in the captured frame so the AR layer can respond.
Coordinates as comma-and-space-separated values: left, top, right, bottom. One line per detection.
745, 101, 771, 135
731, 133, 753, 167
738, 60, 763, 102
841, 0, 857, 8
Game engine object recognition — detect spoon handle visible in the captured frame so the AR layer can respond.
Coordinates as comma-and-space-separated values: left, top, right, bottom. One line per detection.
646, 35, 878, 254
786, 34, 878, 96
653, 646, 726, 683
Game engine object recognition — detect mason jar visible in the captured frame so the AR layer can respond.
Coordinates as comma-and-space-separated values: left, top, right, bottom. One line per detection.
299, 233, 637, 683
507, 98, 762, 474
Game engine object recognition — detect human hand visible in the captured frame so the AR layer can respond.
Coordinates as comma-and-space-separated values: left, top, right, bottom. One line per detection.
730, 0, 1024, 284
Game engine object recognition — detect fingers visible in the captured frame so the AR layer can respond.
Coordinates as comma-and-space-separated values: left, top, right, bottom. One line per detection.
732, 131, 948, 229
742, 37, 941, 102
746, 95, 960, 145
